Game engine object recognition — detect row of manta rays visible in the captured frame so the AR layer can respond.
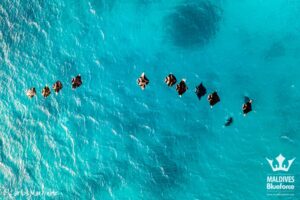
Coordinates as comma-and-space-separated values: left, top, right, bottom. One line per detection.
26, 74, 82, 98
137, 72, 253, 126
25, 73, 252, 127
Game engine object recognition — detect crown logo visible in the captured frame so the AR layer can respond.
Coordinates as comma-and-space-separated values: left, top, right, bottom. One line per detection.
266, 154, 296, 172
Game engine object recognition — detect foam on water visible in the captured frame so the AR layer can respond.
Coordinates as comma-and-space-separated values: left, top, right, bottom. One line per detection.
0, 0, 300, 199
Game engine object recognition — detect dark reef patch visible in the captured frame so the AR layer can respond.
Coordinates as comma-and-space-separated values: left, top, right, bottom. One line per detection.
165, 1, 222, 48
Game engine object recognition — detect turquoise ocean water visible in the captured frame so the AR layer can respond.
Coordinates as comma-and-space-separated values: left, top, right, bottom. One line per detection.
0, 0, 300, 199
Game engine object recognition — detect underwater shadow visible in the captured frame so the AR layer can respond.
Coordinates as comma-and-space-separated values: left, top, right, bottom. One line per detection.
165, 1, 222, 48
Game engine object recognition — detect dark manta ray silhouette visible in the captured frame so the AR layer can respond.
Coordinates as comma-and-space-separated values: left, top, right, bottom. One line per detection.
207, 91, 220, 107
176, 79, 188, 96
224, 117, 233, 126
243, 96, 253, 115
195, 83, 207, 100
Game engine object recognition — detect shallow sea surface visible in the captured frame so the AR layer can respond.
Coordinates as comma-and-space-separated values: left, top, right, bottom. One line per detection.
0, 0, 300, 199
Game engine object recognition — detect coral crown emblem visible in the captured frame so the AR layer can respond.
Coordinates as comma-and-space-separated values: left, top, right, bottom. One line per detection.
266, 154, 296, 172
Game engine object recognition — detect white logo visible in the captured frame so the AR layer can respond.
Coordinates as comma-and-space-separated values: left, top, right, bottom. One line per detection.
266, 154, 296, 172
265, 153, 296, 196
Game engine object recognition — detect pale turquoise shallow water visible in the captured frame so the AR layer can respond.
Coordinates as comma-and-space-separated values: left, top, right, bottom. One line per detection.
0, 0, 300, 199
